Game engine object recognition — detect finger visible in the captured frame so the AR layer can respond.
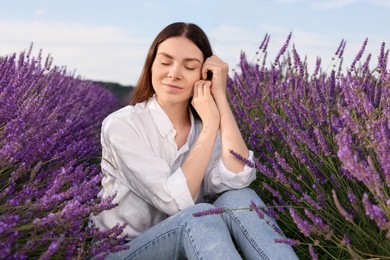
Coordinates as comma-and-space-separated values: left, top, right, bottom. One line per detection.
202, 66, 216, 80
193, 82, 198, 97
203, 81, 212, 95
196, 82, 204, 97
202, 56, 226, 79
202, 65, 209, 80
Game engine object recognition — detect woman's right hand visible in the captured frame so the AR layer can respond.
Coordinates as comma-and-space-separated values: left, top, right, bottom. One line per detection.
184, 80, 220, 198
191, 80, 220, 128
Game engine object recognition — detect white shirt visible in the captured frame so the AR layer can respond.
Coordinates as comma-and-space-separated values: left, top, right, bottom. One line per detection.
92, 95, 256, 240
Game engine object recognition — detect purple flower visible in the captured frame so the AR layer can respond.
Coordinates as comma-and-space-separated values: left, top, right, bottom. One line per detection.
258, 33, 270, 52
250, 201, 265, 219
313, 57, 322, 77
350, 38, 368, 69
330, 174, 341, 189
260, 34, 271, 53
362, 193, 388, 229
274, 152, 292, 173
1, 47, 122, 258
274, 238, 300, 246
335, 39, 345, 57
313, 127, 332, 156
304, 209, 332, 238
229, 149, 255, 168
40, 235, 64, 260
274, 32, 292, 65
308, 244, 318, 260
289, 208, 311, 237
347, 190, 356, 205
292, 44, 305, 78
302, 193, 322, 211
341, 235, 351, 246
192, 207, 225, 217
226, 33, 389, 259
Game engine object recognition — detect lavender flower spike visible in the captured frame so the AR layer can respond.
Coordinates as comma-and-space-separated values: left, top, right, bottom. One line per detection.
289, 208, 311, 237
274, 32, 292, 65
362, 193, 389, 230
226, 33, 390, 259
229, 149, 255, 168
308, 244, 318, 260
274, 238, 301, 246
192, 207, 225, 217
350, 37, 368, 69
335, 39, 345, 56
250, 201, 265, 219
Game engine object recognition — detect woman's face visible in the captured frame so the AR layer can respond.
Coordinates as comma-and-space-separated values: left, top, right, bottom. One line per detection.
151, 36, 204, 106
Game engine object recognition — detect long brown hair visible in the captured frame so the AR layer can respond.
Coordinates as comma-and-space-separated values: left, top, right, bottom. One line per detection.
130, 22, 213, 105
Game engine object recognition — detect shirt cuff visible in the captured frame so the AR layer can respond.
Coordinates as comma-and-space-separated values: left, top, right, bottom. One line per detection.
218, 150, 256, 188
167, 168, 195, 211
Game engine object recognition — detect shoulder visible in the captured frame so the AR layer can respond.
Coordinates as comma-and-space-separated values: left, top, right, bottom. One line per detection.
102, 102, 149, 133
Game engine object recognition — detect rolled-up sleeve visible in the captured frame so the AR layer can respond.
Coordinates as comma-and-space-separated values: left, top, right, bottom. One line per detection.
166, 168, 195, 210
203, 135, 256, 195
102, 115, 194, 216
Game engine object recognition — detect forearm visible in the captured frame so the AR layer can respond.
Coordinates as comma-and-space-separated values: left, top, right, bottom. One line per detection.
200, 54, 249, 172
182, 124, 219, 198
215, 97, 249, 173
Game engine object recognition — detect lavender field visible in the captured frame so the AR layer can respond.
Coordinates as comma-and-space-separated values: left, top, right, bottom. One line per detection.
1, 33, 389, 259
0, 47, 128, 259
229, 34, 389, 259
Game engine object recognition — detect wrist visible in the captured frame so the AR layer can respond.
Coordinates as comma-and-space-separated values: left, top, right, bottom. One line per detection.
215, 97, 231, 114
212, 90, 226, 102
201, 121, 220, 133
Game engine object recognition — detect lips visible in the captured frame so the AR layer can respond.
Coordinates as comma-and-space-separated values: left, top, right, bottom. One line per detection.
164, 83, 183, 90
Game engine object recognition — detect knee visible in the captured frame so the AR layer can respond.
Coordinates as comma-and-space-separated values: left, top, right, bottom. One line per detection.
214, 188, 266, 208
180, 203, 217, 219
229, 187, 256, 197
179, 203, 225, 226
222, 188, 260, 201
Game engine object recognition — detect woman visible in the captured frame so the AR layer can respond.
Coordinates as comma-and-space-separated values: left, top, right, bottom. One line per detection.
92, 22, 298, 259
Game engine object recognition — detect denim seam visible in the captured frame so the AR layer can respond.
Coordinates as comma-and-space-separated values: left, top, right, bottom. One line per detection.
183, 222, 203, 260
224, 208, 271, 260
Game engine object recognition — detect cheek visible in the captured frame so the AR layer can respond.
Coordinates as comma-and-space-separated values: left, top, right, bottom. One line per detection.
151, 63, 158, 77
187, 71, 201, 83
189, 71, 202, 82
151, 64, 164, 86
191, 76, 201, 88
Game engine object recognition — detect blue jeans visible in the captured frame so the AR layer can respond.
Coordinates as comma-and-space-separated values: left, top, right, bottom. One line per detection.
105, 188, 298, 259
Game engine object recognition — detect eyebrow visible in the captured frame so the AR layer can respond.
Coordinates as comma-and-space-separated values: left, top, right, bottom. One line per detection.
157, 52, 202, 63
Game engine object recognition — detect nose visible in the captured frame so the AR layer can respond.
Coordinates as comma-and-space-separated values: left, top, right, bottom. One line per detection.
167, 64, 182, 80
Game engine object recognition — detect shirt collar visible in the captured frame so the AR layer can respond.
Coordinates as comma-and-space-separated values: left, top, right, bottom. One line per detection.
147, 95, 194, 138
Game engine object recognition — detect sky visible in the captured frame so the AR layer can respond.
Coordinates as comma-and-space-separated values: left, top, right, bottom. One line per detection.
1, 0, 389, 86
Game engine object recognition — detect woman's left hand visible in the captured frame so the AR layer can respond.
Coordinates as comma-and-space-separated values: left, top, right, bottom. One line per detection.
201, 55, 229, 102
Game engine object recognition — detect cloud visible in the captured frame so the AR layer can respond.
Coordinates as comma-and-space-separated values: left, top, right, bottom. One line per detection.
370, 0, 390, 8
209, 25, 266, 71
312, 0, 358, 9
210, 24, 335, 69
34, 9, 46, 18
1, 19, 387, 85
0, 20, 150, 85
209, 24, 387, 75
